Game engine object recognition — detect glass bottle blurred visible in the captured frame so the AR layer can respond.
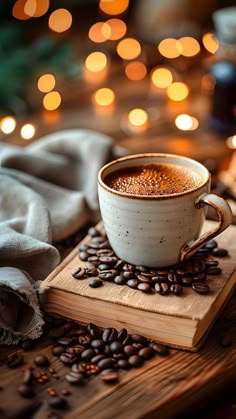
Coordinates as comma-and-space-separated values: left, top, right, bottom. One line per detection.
208, 6, 236, 136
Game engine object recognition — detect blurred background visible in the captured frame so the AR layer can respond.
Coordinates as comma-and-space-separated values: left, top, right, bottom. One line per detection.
0, 0, 236, 174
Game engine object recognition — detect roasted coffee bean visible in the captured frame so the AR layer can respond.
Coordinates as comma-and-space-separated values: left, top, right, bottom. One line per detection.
181, 277, 193, 286
91, 236, 106, 244
60, 352, 77, 365
78, 335, 92, 347
91, 339, 105, 350
52, 346, 66, 357
72, 267, 87, 279
206, 266, 222, 275
57, 337, 74, 347
97, 358, 116, 370
114, 275, 126, 285
131, 335, 147, 345
91, 354, 106, 364
123, 345, 138, 356
212, 247, 228, 257
22, 368, 32, 384
85, 262, 98, 276
122, 335, 132, 346
79, 251, 88, 261
96, 249, 114, 257
192, 273, 206, 282
100, 369, 119, 383
65, 371, 84, 384
117, 359, 130, 369
98, 263, 111, 271
137, 283, 152, 293
79, 243, 88, 252
18, 383, 34, 398
87, 248, 98, 256
79, 362, 100, 376
48, 396, 67, 409
136, 274, 151, 283
150, 342, 169, 356
192, 282, 210, 294
151, 276, 166, 284
102, 328, 118, 343
128, 354, 143, 367
138, 347, 154, 360
123, 271, 136, 280
66, 345, 85, 356
88, 227, 100, 237
104, 345, 113, 356
114, 259, 125, 270
204, 240, 217, 250
99, 256, 118, 265
110, 341, 123, 354
21, 339, 34, 350
7, 353, 24, 368
34, 354, 50, 367
168, 272, 179, 283
81, 349, 96, 361
99, 240, 111, 249
123, 263, 135, 271
89, 278, 103, 288
87, 242, 100, 250
170, 284, 183, 295
99, 269, 118, 280
87, 323, 102, 339
155, 282, 169, 295
117, 328, 128, 342
205, 259, 219, 267
127, 279, 139, 289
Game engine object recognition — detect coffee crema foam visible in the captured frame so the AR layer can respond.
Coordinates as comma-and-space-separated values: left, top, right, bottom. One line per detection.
104, 163, 203, 195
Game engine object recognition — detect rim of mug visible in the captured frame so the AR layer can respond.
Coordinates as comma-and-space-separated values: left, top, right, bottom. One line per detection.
98, 153, 210, 199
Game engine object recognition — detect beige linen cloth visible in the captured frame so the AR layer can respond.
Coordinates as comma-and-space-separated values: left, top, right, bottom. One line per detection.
0, 129, 124, 344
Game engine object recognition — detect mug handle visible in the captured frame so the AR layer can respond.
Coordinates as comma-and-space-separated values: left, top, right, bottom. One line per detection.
180, 193, 233, 261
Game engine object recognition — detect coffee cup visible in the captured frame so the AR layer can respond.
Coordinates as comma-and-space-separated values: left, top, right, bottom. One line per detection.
98, 153, 232, 267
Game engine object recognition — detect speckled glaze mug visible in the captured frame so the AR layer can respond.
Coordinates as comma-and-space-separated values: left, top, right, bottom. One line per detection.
98, 153, 232, 267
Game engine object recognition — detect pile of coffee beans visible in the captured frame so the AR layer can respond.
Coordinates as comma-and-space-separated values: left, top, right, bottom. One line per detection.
71, 226, 229, 296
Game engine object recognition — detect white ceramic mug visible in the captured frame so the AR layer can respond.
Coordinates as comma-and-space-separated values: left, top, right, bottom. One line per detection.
98, 153, 232, 267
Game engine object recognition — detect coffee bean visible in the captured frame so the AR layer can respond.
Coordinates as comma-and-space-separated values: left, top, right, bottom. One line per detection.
66, 345, 85, 356
85, 262, 98, 276
88, 227, 100, 237
128, 355, 143, 367
81, 348, 96, 361
123, 271, 136, 280
89, 278, 103, 288
57, 337, 74, 347
65, 371, 84, 384
21, 339, 34, 350
91, 354, 106, 364
79, 251, 88, 261
150, 342, 169, 356
72, 267, 87, 279
99, 269, 118, 280
97, 358, 115, 370
87, 322, 102, 338
102, 328, 118, 343
91, 339, 105, 350
123, 345, 138, 356
205, 259, 219, 267
192, 273, 206, 282
155, 282, 169, 295
117, 328, 128, 342
34, 355, 50, 367
7, 353, 24, 368
100, 369, 119, 383
127, 279, 139, 289
192, 282, 210, 294
18, 383, 34, 398
99, 256, 118, 265
52, 346, 65, 357
48, 396, 67, 409
78, 335, 91, 347
117, 359, 130, 369
170, 284, 183, 295
60, 352, 77, 365
123, 263, 135, 271
137, 283, 152, 293
114, 275, 126, 285
212, 247, 228, 257
168, 272, 179, 283
110, 341, 123, 354
181, 277, 193, 286
204, 240, 217, 250
206, 266, 222, 275
98, 263, 111, 271
138, 347, 154, 360
131, 334, 147, 345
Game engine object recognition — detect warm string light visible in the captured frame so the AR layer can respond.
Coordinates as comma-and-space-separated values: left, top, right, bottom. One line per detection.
0, 117, 16, 134
226, 135, 236, 149
20, 123, 36, 139
125, 61, 147, 81
123, 108, 149, 134
202, 33, 219, 54
38, 74, 56, 93
175, 114, 199, 131
116, 38, 141, 60
43, 91, 61, 111
99, 0, 129, 16
151, 68, 173, 89
48, 9, 72, 33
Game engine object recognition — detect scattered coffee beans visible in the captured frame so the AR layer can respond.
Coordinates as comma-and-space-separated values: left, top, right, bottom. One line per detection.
72, 226, 228, 297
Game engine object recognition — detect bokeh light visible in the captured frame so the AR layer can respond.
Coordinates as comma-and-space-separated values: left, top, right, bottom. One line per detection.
226, 135, 236, 149
158, 38, 182, 59
85, 52, 108, 72
0, 117, 16, 134
125, 61, 147, 80
48, 9, 72, 33
128, 108, 148, 127
117, 38, 141, 60
24, 0, 49, 18
38, 74, 56, 93
167, 82, 189, 101
93, 88, 115, 106
175, 114, 199, 131
178, 37, 200, 57
151, 67, 173, 88
20, 123, 36, 139
202, 32, 219, 54
13, 0, 30, 20
88, 22, 111, 43
99, 0, 129, 16
43, 91, 61, 111
106, 19, 127, 40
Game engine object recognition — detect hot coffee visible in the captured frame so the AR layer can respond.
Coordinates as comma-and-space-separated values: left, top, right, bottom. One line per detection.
104, 163, 203, 195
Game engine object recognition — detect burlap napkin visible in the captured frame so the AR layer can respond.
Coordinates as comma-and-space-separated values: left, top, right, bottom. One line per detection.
0, 129, 125, 344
